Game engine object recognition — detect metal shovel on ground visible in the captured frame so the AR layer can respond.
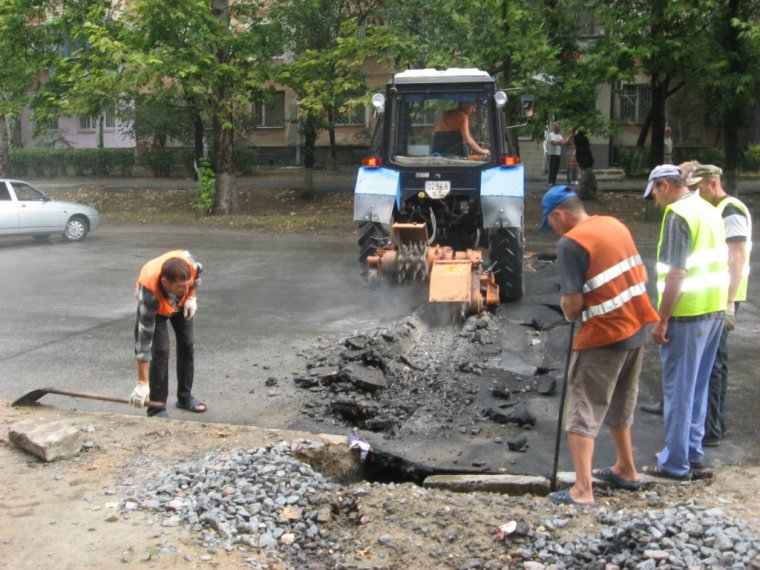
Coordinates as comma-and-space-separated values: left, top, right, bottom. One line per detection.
11, 387, 165, 410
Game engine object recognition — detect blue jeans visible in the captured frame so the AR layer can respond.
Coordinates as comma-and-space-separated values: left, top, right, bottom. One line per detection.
657, 317, 723, 476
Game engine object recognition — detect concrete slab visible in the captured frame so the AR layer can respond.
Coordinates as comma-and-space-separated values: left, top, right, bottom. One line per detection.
423, 469, 693, 496
9, 417, 83, 461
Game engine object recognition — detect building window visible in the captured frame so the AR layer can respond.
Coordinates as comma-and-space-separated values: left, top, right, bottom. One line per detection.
613, 83, 651, 125
255, 91, 285, 128
78, 107, 116, 131
333, 103, 366, 127
32, 118, 59, 134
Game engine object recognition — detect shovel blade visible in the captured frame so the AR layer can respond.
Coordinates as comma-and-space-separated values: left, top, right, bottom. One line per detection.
11, 388, 54, 407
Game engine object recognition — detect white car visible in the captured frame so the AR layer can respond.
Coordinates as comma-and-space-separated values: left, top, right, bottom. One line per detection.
0, 179, 101, 242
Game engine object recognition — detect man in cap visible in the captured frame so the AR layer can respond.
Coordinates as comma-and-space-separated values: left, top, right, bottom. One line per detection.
639, 158, 705, 417
642, 165, 728, 479
541, 186, 658, 505
687, 164, 752, 447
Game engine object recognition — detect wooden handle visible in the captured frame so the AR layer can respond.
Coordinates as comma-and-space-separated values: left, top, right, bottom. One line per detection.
47, 388, 166, 409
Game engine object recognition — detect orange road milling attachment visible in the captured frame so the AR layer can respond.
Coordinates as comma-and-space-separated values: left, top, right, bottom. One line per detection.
366, 223, 499, 315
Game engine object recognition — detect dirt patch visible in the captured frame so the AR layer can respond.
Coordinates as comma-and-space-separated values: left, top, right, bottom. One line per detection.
2, 403, 759, 570
46, 183, 356, 236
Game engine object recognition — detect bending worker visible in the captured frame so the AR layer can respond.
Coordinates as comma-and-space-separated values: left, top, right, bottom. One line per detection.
433, 101, 490, 156
129, 250, 206, 417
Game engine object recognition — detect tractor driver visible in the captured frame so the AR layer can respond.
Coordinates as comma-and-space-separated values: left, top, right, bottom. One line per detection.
432, 101, 491, 157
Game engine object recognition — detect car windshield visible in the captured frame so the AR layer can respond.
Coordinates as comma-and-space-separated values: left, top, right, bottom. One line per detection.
388, 91, 492, 167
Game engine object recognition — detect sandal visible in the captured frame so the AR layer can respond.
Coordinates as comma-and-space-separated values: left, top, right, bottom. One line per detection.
548, 488, 594, 506
176, 396, 207, 413
592, 466, 641, 490
642, 463, 691, 481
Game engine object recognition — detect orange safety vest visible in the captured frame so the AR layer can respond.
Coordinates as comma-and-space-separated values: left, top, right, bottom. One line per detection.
565, 216, 659, 350
136, 250, 198, 317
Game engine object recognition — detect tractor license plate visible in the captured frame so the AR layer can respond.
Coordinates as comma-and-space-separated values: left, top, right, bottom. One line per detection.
424, 180, 450, 199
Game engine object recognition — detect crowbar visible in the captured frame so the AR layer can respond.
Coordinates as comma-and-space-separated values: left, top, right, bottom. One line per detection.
11, 387, 165, 410
550, 321, 576, 492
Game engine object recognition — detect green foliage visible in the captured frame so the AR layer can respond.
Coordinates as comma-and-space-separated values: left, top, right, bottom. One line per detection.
180, 148, 197, 178
234, 146, 257, 175
140, 148, 176, 177
742, 144, 760, 172
617, 147, 651, 177
193, 160, 216, 214
8, 148, 134, 177
681, 148, 725, 168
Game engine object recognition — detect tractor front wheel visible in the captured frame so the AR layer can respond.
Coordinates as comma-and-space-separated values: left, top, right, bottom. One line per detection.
357, 222, 390, 277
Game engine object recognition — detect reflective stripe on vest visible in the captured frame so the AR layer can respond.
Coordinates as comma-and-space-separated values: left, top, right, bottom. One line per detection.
717, 196, 752, 302
656, 194, 728, 316
582, 281, 648, 322
565, 216, 659, 350
583, 254, 643, 293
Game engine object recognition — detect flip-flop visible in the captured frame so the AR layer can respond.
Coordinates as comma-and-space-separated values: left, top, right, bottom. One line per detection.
148, 409, 169, 419
177, 396, 207, 413
548, 488, 593, 506
642, 463, 691, 481
592, 466, 642, 490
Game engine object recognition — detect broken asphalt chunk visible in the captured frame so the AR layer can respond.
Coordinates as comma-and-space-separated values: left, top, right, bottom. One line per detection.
340, 363, 387, 392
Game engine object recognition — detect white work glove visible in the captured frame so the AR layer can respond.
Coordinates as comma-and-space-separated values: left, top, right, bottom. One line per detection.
129, 381, 150, 408
183, 297, 197, 320
724, 303, 736, 332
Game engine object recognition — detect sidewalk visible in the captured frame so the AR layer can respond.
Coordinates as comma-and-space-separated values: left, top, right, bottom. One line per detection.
28, 167, 760, 195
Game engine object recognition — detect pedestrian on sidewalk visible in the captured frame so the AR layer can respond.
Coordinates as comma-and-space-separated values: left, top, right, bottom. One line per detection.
688, 164, 752, 448
545, 123, 566, 185
642, 165, 727, 480
541, 185, 658, 505
573, 128, 597, 200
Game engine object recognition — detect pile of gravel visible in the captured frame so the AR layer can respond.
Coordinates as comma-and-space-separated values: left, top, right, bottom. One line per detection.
119, 442, 339, 567
511, 498, 760, 569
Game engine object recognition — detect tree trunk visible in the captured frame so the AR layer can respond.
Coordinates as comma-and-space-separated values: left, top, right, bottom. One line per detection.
96, 114, 104, 149
0, 116, 9, 177
301, 112, 317, 200
212, 113, 238, 215
649, 75, 667, 169
210, 0, 238, 215
192, 112, 204, 181
721, 0, 741, 195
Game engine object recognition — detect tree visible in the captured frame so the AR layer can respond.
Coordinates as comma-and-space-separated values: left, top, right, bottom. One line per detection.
697, 0, 760, 193
33, 0, 127, 150
122, 0, 283, 214
272, 0, 388, 198
36, 0, 281, 214
0, 0, 54, 175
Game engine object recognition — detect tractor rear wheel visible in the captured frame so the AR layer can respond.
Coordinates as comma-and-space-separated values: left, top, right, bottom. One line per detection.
488, 227, 524, 302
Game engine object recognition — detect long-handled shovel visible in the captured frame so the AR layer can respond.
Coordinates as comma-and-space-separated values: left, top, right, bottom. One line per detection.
11, 387, 165, 410
550, 321, 576, 492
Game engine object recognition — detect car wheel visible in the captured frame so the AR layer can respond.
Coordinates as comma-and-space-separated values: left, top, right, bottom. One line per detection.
63, 215, 89, 242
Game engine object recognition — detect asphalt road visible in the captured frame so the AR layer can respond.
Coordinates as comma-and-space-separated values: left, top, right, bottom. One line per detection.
1, 211, 758, 477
